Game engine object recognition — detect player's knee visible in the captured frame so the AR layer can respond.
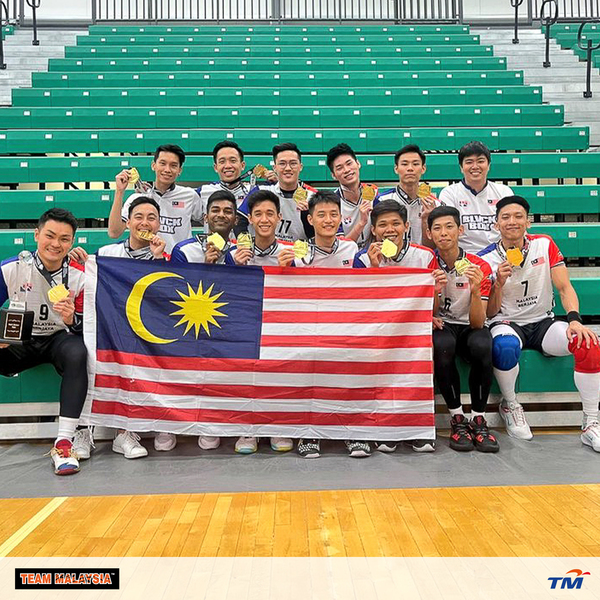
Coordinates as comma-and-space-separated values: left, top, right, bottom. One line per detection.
62, 340, 87, 369
492, 335, 521, 371
469, 330, 493, 363
568, 338, 600, 373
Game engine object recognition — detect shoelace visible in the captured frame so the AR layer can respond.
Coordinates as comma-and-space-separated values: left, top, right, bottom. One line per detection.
584, 420, 600, 434
74, 427, 96, 450
123, 431, 142, 444
509, 403, 527, 427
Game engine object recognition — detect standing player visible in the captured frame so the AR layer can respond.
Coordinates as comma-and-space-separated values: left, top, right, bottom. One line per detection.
427, 206, 499, 453
225, 189, 294, 455
236, 143, 316, 243
326, 143, 378, 248
439, 141, 514, 254
108, 144, 203, 253
479, 196, 600, 450
377, 144, 438, 248
0, 209, 87, 475
279, 191, 367, 459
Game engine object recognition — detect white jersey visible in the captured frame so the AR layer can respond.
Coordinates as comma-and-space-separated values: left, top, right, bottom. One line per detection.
121, 184, 203, 253
170, 235, 230, 264
197, 180, 253, 214
0, 254, 85, 337
97, 239, 156, 260
353, 242, 437, 269
436, 250, 492, 326
225, 239, 291, 267
439, 180, 514, 254
376, 185, 438, 246
295, 238, 358, 268
478, 234, 565, 326
335, 183, 379, 249
238, 182, 317, 243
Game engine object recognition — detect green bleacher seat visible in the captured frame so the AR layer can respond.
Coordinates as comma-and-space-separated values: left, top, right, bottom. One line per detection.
530, 223, 600, 258
516, 185, 600, 214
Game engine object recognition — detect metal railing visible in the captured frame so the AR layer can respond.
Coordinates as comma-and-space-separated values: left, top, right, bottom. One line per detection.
91, 0, 463, 22
533, 0, 599, 20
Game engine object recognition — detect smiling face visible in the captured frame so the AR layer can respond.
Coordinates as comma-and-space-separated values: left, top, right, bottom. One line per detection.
331, 154, 361, 188
249, 199, 280, 242
273, 150, 303, 189
214, 147, 246, 184
394, 152, 426, 187
308, 202, 342, 239
151, 151, 182, 189
427, 215, 463, 253
371, 211, 409, 245
34, 219, 75, 270
496, 203, 530, 244
206, 199, 237, 238
127, 202, 161, 245
460, 153, 490, 189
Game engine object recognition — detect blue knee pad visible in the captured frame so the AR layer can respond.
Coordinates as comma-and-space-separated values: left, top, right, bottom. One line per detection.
492, 335, 521, 370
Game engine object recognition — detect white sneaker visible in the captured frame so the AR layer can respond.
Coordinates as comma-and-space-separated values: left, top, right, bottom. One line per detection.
235, 436, 258, 454
270, 437, 293, 452
198, 436, 221, 450
154, 432, 177, 451
113, 431, 148, 459
499, 399, 533, 440
581, 420, 600, 452
72, 427, 94, 460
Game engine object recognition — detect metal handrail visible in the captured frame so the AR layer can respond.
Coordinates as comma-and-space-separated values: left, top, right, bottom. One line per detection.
511, 0, 525, 44
540, 0, 558, 67
577, 19, 600, 98
25, 0, 39, 45
0, 0, 8, 69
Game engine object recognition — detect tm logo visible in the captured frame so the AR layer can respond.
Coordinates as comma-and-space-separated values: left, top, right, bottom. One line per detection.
548, 569, 590, 590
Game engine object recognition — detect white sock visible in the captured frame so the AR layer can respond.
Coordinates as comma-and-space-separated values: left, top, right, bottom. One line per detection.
574, 371, 600, 425
56, 417, 79, 444
493, 365, 519, 404
471, 411, 485, 419
449, 407, 464, 417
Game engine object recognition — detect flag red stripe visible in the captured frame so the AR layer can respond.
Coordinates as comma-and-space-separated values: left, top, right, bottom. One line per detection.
263, 285, 433, 300
262, 310, 433, 323
95, 374, 434, 401
96, 349, 433, 375
263, 266, 432, 276
259, 334, 431, 348
92, 399, 435, 427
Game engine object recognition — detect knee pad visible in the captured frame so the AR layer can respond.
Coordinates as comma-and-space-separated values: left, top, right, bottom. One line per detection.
568, 338, 600, 373
492, 334, 521, 371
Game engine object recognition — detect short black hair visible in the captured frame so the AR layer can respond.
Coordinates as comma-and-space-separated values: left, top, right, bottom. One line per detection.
153, 144, 186, 166
38, 208, 78, 235
394, 144, 426, 166
247, 189, 280, 215
272, 142, 302, 162
213, 140, 244, 162
496, 195, 530, 217
458, 141, 491, 166
370, 199, 408, 226
206, 189, 237, 213
128, 196, 161, 218
326, 143, 358, 173
308, 190, 340, 214
427, 205, 461, 229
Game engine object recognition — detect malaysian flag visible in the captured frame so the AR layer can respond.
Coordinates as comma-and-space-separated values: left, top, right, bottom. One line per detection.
83, 256, 435, 441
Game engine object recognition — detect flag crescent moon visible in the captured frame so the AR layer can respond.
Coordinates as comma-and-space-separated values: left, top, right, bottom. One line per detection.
125, 271, 184, 344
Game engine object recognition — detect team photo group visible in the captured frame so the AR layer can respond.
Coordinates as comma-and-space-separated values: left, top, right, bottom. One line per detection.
1, 138, 599, 476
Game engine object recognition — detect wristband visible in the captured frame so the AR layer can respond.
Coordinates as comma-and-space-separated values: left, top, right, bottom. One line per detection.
567, 311, 582, 324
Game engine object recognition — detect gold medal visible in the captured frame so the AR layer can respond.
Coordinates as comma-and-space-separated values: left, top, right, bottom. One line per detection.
361, 184, 377, 202
207, 232, 226, 251
381, 239, 398, 258
137, 230, 154, 241
417, 182, 432, 199
128, 167, 140, 186
253, 164, 268, 179
237, 232, 253, 249
454, 258, 472, 276
506, 247, 524, 267
48, 284, 70, 303
293, 187, 308, 206
293, 240, 309, 259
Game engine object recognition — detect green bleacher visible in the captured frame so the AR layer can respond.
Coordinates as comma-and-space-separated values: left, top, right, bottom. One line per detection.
549, 23, 600, 64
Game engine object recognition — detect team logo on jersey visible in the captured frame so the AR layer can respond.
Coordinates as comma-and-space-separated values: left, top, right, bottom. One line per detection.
342, 259, 350, 266
171, 201, 185, 208
455, 282, 466, 288
531, 257, 546, 266
19, 283, 33, 293
343, 216, 353, 226
459, 200, 469, 207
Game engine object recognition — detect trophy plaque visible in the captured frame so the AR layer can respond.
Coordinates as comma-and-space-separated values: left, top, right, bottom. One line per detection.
0, 251, 35, 344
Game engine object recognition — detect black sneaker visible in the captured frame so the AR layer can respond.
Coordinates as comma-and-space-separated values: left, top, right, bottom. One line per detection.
375, 442, 397, 453
411, 439, 436, 453
297, 439, 321, 459
345, 440, 372, 458
449, 414, 474, 452
469, 416, 500, 453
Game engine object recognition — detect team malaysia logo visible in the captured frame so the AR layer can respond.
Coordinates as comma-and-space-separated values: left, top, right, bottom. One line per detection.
548, 569, 590, 590
15, 568, 119, 590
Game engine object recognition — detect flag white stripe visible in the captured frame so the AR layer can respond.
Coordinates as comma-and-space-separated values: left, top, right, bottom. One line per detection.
260, 322, 430, 337
262, 297, 434, 312
264, 272, 433, 289
258, 346, 433, 362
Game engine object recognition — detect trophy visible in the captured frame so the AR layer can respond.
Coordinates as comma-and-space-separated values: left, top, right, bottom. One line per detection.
0, 251, 35, 344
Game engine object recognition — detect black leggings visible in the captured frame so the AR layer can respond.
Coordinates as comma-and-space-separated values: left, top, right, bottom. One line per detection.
433, 324, 493, 413
0, 331, 88, 418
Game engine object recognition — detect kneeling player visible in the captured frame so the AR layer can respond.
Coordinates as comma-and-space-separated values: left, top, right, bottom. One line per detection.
427, 206, 499, 453
479, 196, 600, 450
0, 209, 87, 474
